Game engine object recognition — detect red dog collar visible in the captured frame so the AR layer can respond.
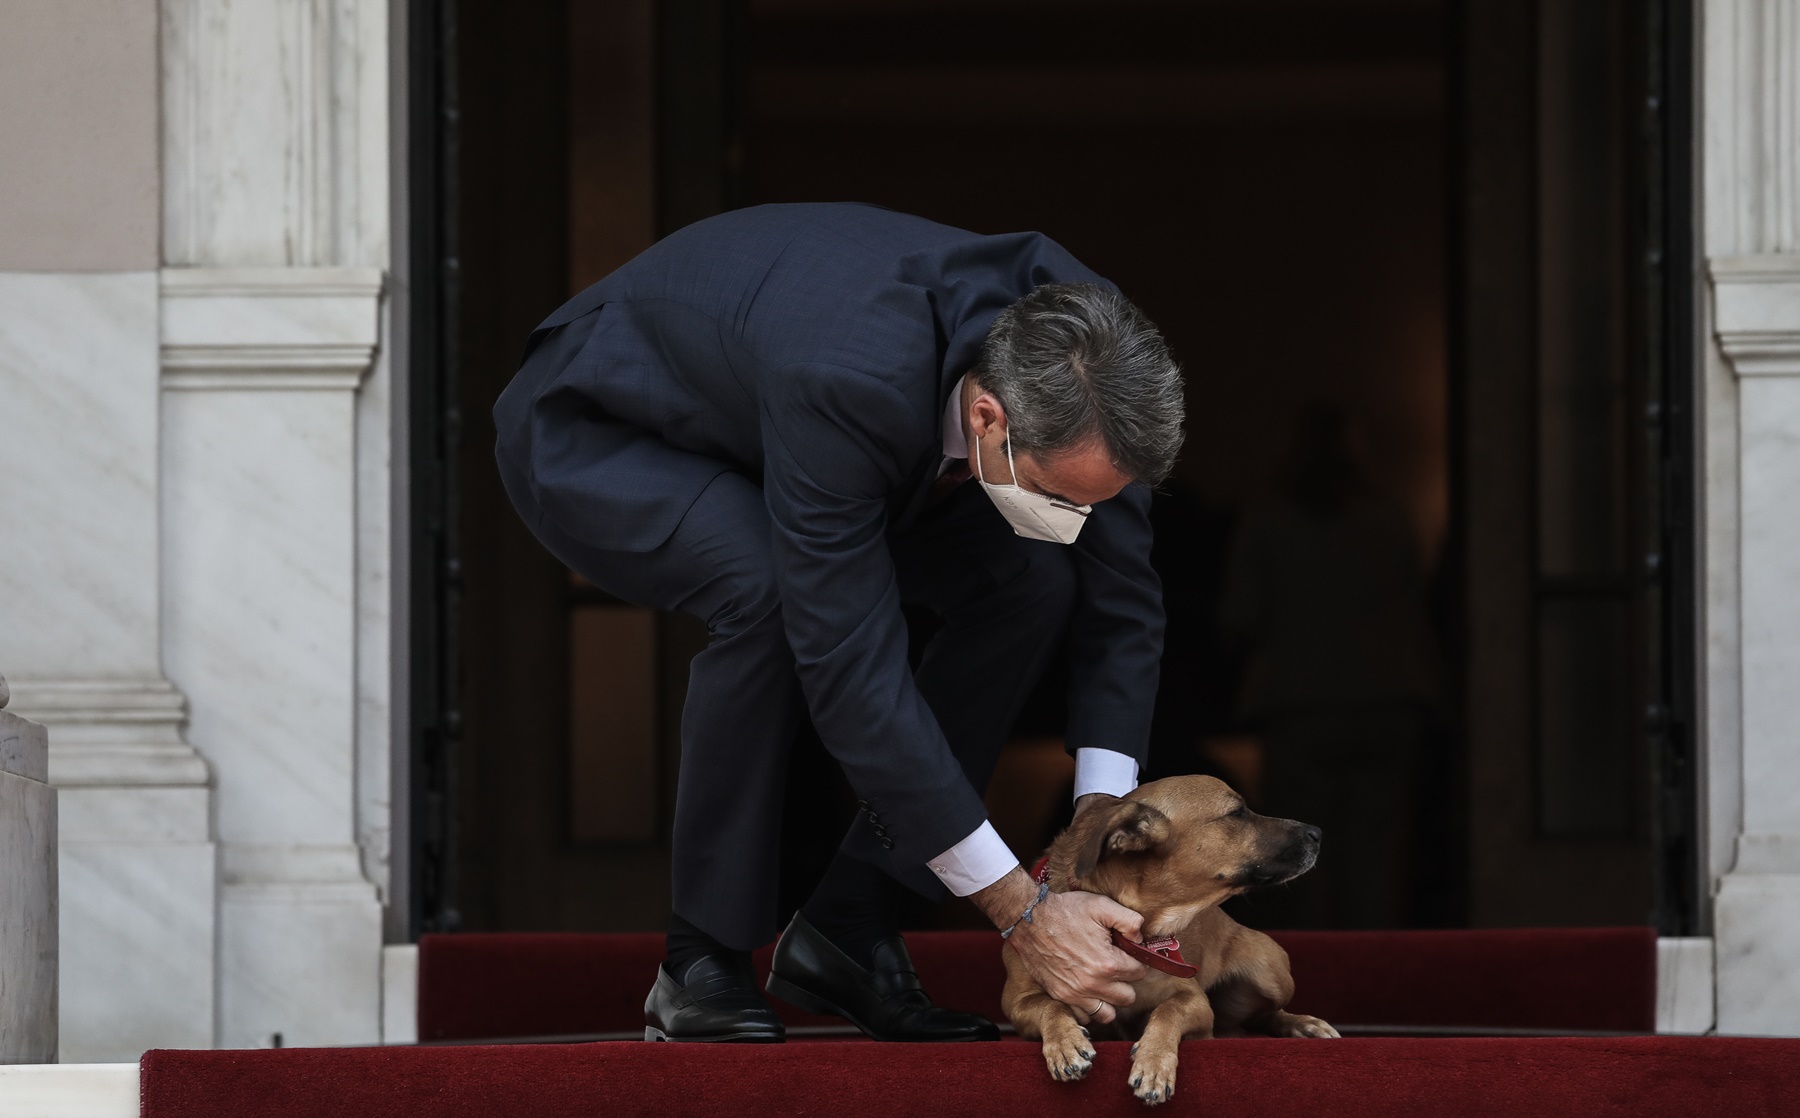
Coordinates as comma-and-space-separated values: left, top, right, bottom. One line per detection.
1029, 856, 1198, 979
1110, 931, 1197, 978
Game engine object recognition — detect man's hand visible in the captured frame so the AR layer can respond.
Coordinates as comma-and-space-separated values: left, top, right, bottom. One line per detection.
972, 866, 1148, 1026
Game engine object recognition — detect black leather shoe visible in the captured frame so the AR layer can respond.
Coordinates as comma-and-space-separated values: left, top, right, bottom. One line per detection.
644, 954, 785, 1042
765, 912, 1000, 1042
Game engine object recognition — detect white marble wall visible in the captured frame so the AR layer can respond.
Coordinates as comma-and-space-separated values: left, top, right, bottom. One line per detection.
0, 274, 163, 680
1701, 0, 1800, 1037
0, 682, 57, 1064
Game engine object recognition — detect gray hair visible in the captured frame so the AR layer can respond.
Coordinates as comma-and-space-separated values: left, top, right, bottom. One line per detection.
975, 283, 1186, 485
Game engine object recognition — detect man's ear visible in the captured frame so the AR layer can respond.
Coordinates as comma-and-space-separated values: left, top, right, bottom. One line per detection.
1074, 799, 1174, 879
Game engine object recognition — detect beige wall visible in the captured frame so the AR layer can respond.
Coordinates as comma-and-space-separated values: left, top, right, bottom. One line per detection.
0, 0, 158, 271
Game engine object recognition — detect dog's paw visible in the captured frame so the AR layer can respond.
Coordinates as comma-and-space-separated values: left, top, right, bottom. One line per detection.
1041, 1026, 1097, 1082
1279, 1014, 1341, 1039
1127, 1046, 1178, 1106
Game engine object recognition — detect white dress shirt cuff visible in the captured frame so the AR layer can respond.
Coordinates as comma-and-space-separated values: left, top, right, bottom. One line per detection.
926, 819, 1017, 897
1073, 748, 1140, 800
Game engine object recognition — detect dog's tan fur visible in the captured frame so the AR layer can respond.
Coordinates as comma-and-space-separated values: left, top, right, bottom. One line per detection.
1002, 775, 1339, 1105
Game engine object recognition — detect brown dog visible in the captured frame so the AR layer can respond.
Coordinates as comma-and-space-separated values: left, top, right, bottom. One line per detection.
1002, 775, 1340, 1105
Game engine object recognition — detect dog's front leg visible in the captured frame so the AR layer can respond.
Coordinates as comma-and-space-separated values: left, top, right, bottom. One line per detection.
1011, 989, 1097, 1082
1128, 987, 1212, 1107
1001, 957, 1097, 1083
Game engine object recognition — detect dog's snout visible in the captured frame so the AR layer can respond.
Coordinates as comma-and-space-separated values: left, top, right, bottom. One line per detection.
1302, 825, 1322, 846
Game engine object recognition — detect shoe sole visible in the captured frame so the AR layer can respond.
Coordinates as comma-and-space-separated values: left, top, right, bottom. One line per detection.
643, 1025, 784, 1043
764, 972, 887, 1039
766, 972, 1002, 1044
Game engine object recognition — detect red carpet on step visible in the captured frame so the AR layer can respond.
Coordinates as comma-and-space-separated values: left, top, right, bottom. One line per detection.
417, 927, 1658, 1040
141, 1036, 1800, 1118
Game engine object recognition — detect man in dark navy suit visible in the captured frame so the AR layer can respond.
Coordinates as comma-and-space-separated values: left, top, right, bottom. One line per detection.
494, 203, 1186, 1042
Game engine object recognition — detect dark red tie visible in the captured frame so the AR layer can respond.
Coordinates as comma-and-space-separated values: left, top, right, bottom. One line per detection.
925, 458, 972, 508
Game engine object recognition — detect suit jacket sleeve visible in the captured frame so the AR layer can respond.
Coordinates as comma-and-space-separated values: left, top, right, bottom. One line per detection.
759, 362, 991, 868
1065, 481, 1165, 766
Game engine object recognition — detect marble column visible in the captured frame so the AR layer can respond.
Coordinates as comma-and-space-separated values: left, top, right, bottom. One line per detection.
1707, 257, 1800, 1034
161, 268, 386, 1048
1701, 0, 1800, 1037
159, 0, 394, 1049
0, 274, 218, 1063
0, 676, 57, 1064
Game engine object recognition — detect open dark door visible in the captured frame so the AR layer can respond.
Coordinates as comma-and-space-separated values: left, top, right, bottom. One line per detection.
1452, 0, 1697, 932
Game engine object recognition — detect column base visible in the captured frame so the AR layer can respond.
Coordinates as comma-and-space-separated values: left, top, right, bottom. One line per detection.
10, 678, 219, 1062
219, 844, 382, 1049
1715, 833, 1800, 1036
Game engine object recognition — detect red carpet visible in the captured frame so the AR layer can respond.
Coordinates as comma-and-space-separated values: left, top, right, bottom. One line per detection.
141, 1037, 1800, 1117
418, 926, 1657, 1040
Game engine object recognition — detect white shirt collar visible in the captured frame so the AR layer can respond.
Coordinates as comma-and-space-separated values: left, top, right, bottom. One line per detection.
942, 375, 968, 460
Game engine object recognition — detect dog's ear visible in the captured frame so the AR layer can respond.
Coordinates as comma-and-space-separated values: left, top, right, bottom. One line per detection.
1073, 800, 1174, 879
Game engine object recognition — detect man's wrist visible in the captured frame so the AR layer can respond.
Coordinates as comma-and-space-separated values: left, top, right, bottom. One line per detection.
970, 866, 1039, 930
1000, 880, 1052, 938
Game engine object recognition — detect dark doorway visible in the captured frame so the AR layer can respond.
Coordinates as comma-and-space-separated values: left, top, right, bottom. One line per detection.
415, 0, 1696, 941
744, 1, 1453, 934
1452, 0, 1698, 932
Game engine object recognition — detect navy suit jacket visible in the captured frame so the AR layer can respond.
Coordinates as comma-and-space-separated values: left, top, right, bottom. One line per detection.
494, 203, 1164, 868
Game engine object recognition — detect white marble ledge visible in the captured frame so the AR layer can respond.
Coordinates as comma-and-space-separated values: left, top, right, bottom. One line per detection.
160, 267, 385, 390
5, 680, 208, 788
48, 745, 209, 789
381, 945, 419, 1045
0, 1065, 137, 1118
6, 679, 187, 728
1711, 255, 1800, 376
221, 843, 373, 886
1656, 937, 1715, 1035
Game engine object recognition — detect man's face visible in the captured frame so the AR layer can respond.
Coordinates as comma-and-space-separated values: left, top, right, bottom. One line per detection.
999, 437, 1130, 507
964, 382, 1131, 507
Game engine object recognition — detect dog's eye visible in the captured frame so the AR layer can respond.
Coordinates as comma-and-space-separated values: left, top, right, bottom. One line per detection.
1228, 805, 1247, 818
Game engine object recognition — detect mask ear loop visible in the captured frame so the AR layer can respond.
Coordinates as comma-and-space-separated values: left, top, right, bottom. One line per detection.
972, 424, 1020, 491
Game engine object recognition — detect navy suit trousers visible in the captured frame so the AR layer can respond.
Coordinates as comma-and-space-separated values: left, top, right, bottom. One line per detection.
497, 452, 1078, 950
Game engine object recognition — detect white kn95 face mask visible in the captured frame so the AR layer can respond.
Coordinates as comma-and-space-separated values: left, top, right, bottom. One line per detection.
973, 429, 1092, 544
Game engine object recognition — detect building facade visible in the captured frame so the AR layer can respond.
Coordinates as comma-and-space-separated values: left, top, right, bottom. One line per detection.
0, 0, 1796, 1061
